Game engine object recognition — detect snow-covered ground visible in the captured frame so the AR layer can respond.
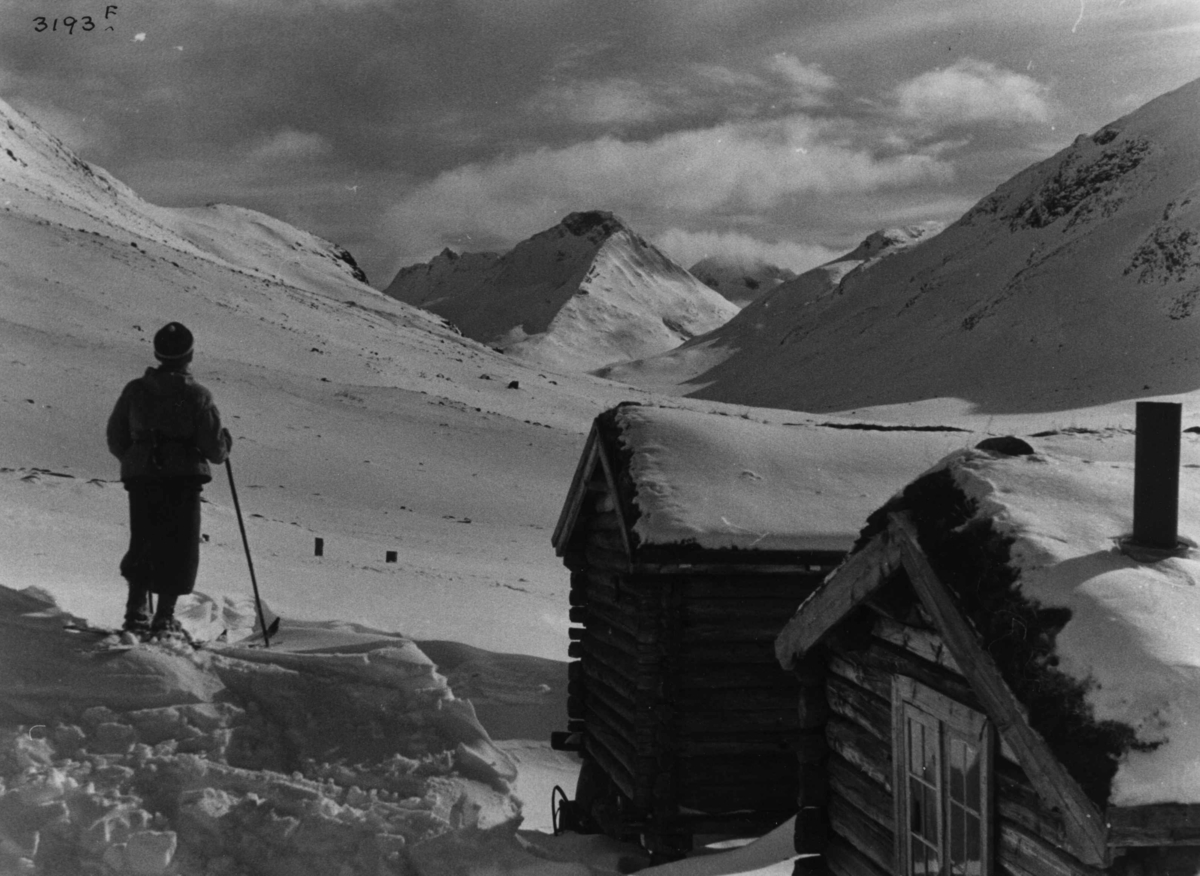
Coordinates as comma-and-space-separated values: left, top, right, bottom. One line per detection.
5, 79, 1200, 875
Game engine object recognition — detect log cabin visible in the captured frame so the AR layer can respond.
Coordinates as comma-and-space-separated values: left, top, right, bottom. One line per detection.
775, 405, 1200, 876
550, 401, 974, 861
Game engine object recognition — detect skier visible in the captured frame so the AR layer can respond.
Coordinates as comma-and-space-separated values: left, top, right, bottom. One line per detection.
106, 322, 233, 637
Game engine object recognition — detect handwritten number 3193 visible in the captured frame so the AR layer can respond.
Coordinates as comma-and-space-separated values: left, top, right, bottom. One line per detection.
33, 7, 118, 33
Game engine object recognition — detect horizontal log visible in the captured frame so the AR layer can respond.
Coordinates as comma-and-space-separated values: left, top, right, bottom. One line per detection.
996, 759, 1069, 850
680, 640, 779, 664
591, 492, 617, 514
838, 639, 978, 709
826, 834, 891, 876
587, 607, 659, 645
825, 673, 891, 742
1107, 803, 1200, 847
677, 753, 800, 787
828, 651, 892, 701
581, 649, 648, 696
579, 629, 654, 671
584, 543, 632, 573
826, 715, 892, 793
827, 753, 894, 832
999, 819, 1105, 876
585, 575, 657, 614
677, 665, 797, 690
873, 614, 961, 674
678, 709, 799, 736
683, 619, 790, 643
682, 578, 826, 600
676, 781, 798, 815
677, 687, 798, 712
829, 788, 895, 875
672, 737, 798, 758
675, 725, 809, 748
586, 722, 641, 805
584, 614, 650, 655
583, 685, 642, 743
684, 598, 812, 624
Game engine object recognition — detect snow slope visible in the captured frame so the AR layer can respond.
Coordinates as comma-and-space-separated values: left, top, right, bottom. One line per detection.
688, 256, 797, 309
599, 224, 942, 393
606, 77, 1200, 415
383, 212, 740, 372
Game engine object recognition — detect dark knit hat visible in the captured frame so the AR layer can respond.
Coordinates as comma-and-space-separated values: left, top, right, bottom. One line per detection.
154, 322, 194, 361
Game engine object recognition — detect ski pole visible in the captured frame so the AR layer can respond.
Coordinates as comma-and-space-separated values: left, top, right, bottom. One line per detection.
226, 458, 271, 647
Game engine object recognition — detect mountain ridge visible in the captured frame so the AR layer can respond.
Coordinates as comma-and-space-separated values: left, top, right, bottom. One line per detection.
383, 210, 740, 372
601, 77, 1200, 414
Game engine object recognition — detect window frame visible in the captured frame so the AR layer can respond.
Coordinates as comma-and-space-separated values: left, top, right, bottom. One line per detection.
892, 676, 994, 876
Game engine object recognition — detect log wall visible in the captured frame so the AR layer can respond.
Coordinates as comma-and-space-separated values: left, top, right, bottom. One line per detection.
815, 600, 1099, 876
562, 474, 830, 845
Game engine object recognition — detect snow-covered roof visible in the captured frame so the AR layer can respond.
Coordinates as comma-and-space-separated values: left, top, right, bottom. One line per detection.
610, 405, 968, 554
945, 450, 1200, 807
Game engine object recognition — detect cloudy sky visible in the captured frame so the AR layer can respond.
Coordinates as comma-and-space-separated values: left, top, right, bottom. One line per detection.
3, 0, 1199, 285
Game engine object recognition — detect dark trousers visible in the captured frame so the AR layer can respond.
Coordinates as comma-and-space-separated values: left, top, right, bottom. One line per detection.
120, 479, 203, 626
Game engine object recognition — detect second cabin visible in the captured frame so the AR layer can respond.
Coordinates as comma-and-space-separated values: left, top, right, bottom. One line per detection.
550, 401, 975, 861
776, 405, 1200, 876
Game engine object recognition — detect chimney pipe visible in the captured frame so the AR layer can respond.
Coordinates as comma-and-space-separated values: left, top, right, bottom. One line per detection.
1131, 401, 1182, 551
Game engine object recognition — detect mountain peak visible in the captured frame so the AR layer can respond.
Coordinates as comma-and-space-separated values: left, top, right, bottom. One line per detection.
559, 210, 628, 239
384, 211, 737, 371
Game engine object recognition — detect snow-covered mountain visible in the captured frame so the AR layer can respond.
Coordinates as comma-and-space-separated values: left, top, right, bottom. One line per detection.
1, 99, 370, 291
688, 256, 798, 308
604, 77, 1200, 414
383, 211, 741, 372
599, 223, 942, 392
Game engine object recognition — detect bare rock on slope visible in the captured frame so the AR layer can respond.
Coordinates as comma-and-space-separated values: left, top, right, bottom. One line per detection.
383, 211, 740, 372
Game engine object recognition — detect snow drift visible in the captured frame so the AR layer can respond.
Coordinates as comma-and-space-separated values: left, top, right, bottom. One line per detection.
0, 585, 520, 876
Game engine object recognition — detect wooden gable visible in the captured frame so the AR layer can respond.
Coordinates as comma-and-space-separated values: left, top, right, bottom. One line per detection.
777, 511, 1200, 872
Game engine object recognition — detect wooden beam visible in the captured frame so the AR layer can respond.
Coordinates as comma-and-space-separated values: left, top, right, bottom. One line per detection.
594, 430, 635, 561
552, 425, 601, 556
887, 511, 1111, 868
775, 533, 903, 669
1107, 803, 1200, 847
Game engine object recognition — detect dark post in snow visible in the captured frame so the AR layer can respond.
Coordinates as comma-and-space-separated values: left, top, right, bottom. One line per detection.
315, 537, 324, 557
1132, 401, 1182, 550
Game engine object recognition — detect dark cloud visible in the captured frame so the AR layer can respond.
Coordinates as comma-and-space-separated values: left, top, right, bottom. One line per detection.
3, 0, 1198, 283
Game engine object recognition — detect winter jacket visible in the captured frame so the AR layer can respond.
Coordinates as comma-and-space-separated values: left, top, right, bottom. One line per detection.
106, 367, 232, 483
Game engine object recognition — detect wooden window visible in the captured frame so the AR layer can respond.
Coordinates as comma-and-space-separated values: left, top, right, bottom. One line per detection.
893, 677, 992, 876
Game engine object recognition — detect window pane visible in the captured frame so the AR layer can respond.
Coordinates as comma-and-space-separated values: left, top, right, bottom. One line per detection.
950, 739, 965, 803
924, 724, 940, 784
966, 812, 982, 874
924, 786, 939, 845
910, 720, 922, 777
964, 743, 981, 812
950, 803, 965, 870
910, 776, 924, 835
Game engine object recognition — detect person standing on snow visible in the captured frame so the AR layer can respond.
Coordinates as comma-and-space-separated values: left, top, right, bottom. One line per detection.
106, 322, 233, 636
